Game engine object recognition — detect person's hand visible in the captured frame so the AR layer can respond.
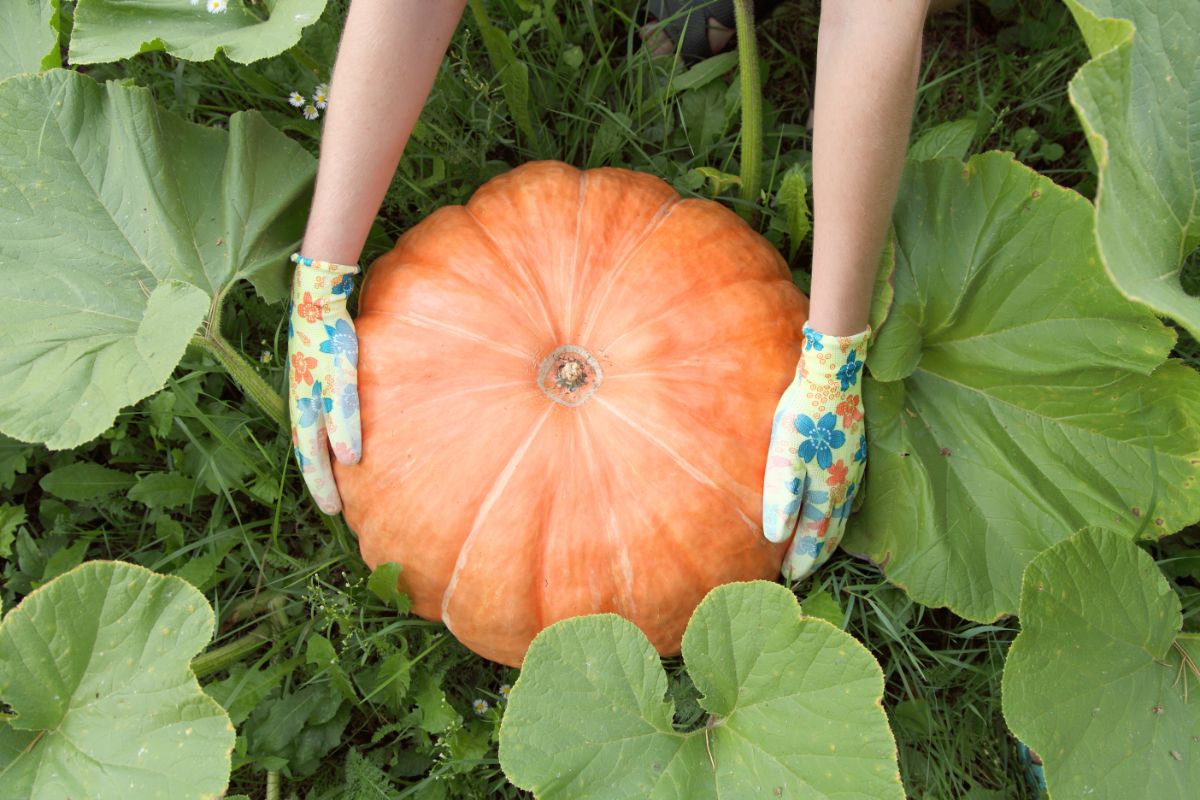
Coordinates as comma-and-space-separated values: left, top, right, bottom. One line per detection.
761, 323, 871, 580
287, 253, 362, 514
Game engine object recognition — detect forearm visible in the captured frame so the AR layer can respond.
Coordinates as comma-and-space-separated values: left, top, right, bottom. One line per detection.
807, 0, 928, 336
300, 0, 467, 264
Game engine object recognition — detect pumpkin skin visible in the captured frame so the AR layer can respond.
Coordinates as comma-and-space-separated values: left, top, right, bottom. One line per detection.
335, 161, 808, 667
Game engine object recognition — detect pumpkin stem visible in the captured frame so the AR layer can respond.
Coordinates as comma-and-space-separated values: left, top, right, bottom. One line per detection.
538, 345, 603, 406
735, 0, 763, 217
557, 359, 586, 391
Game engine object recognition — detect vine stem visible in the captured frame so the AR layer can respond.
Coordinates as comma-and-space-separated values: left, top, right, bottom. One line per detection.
734, 0, 763, 215
196, 327, 287, 431
267, 770, 280, 800
197, 291, 354, 543
191, 624, 272, 679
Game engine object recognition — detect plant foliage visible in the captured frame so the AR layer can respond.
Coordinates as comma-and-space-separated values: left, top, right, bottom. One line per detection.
499, 581, 903, 799
1065, 0, 1200, 339
0, 69, 312, 449
843, 151, 1200, 621
1002, 528, 1200, 798
71, 0, 327, 65
0, 0, 59, 80
0, 560, 235, 799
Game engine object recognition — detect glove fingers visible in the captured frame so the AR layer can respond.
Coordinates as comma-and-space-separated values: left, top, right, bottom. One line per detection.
294, 406, 342, 515
783, 471, 834, 582
292, 381, 345, 515
325, 363, 362, 465
762, 384, 806, 543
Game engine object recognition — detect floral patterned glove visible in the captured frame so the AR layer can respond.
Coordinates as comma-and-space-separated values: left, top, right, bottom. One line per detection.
762, 323, 871, 580
288, 253, 361, 514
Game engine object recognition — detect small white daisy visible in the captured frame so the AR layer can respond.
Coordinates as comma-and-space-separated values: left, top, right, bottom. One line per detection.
303, 104, 319, 121
313, 82, 330, 110
287, 91, 305, 108
472, 698, 490, 716
259, 350, 272, 364
499, 683, 512, 700
207, 0, 227, 13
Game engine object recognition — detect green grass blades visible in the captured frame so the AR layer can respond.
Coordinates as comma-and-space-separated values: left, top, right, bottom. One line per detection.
1065, 0, 1200, 341
1002, 528, 1199, 798
843, 151, 1200, 623
499, 581, 903, 799
0, 560, 235, 799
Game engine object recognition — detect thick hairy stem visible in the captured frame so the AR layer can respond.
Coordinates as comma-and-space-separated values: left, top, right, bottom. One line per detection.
198, 328, 288, 431
735, 0, 763, 215
191, 624, 272, 679
196, 287, 286, 430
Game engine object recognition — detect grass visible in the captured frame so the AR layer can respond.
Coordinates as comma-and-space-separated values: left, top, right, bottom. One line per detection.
4, 1, 1197, 798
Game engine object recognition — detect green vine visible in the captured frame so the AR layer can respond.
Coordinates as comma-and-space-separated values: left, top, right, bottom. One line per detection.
735, 0, 763, 215
195, 288, 287, 430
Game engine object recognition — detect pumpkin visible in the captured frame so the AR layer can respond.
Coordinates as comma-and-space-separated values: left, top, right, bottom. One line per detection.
335, 161, 808, 667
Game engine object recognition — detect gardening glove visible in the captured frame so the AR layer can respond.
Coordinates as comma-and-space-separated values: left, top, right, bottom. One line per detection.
761, 323, 870, 581
287, 252, 362, 514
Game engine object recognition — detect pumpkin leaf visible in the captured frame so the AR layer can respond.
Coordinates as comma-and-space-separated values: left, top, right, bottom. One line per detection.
845, 152, 1200, 622
69, 0, 326, 65
0, 560, 235, 799
499, 580, 903, 800
1001, 528, 1200, 798
0, 70, 313, 449
0, 0, 60, 80
1064, 0, 1200, 338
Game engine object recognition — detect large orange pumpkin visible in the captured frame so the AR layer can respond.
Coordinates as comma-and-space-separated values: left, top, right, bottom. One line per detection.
336, 161, 807, 666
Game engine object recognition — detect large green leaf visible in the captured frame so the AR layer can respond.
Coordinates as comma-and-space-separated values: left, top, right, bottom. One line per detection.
1065, 0, 1200, 338
843, 152, 1200, 622
499, 581, 902, 800
0, 560, 235, 799
0, 0, 60, 80
1002, 528, 1199, 798
0, 69, 313, 449
70, 0, 327, 65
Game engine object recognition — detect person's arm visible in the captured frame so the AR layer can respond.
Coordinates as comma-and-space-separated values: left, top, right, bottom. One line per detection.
762, 0, 930, 577
287, 0, 465, 516
300, 0, 467, 265
807, 0, 929, 336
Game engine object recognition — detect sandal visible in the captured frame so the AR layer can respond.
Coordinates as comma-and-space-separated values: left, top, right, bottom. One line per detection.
644, 0, 786, 64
